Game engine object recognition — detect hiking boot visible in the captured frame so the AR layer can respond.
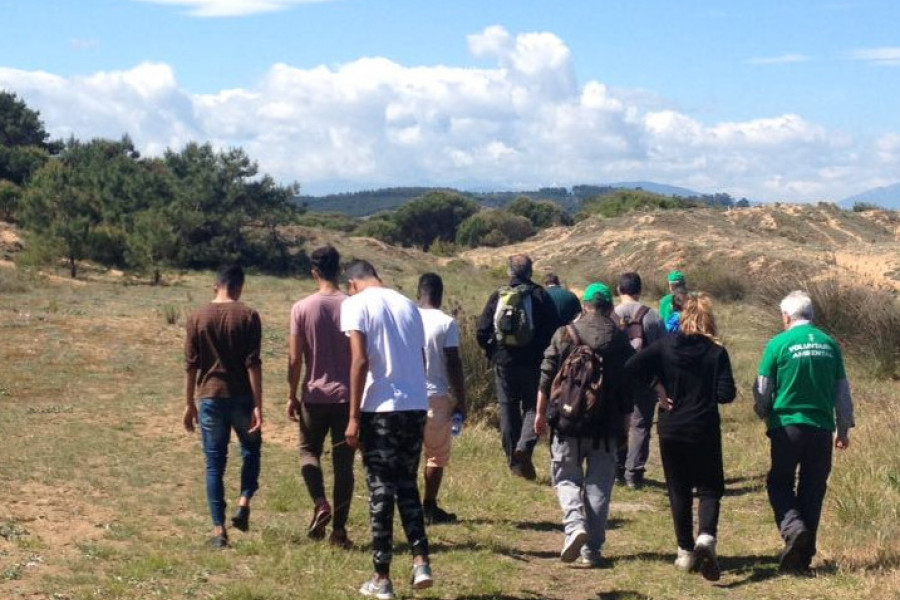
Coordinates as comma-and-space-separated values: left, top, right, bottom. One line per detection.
693, 534, 721, 581
411, 562, 434, 590
560, 529, 588, 563
424, 502, 458, 525
329, 529, 354, 550
307, 501, 332, 540
674, 547, 695, 571
359, 576, 394, 599
780, 527, 814, 573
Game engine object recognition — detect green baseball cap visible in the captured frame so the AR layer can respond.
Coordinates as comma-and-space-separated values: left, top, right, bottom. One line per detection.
667, 270, 686, 283
583, 282, 612, 303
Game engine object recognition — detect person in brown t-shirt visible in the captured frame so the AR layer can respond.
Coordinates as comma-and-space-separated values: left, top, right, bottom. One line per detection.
184, 264, 263, 548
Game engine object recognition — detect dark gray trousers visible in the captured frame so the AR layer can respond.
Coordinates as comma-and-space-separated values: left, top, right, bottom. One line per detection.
494, 363, 539, 465
617, 391, 657, 482
767, 424, 833, 554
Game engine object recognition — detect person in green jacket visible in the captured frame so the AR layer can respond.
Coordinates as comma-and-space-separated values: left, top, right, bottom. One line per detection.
753, 290, 855, 574
659, 271, 688, 323
544, 273, 582, 325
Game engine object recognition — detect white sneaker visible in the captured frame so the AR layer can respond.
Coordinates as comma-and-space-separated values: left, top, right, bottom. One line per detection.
560, 529, 588, 563
674, 547, 695, 571
693, 534, 721, 581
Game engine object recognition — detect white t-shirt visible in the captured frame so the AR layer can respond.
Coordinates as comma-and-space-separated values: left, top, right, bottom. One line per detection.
418, 307, 460, 398
340, 286, 428, 413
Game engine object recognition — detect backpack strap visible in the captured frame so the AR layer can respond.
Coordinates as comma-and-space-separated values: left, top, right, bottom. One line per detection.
565, 324, 581, 346
634, 304, 650, 325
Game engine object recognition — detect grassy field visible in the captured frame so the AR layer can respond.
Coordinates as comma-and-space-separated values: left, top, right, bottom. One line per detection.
0, 266, 898, 600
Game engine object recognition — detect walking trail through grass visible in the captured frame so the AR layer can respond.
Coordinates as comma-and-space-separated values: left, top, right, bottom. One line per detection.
1, 271, 897, 600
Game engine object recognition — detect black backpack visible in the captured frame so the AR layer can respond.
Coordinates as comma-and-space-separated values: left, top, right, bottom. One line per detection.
548, 325, 607, 438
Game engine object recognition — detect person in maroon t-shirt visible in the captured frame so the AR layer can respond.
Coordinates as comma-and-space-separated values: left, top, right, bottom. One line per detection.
287, 245, 355, 548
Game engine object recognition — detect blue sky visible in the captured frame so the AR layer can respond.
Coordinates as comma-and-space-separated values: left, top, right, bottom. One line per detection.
1, 0, 899, 201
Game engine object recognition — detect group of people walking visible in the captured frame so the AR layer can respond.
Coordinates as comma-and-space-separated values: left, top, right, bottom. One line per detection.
182, 248, 855, 598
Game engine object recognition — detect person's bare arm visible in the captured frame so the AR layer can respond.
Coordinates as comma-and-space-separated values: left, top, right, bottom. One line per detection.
444, 347, 467, 420
534, 389, 550, 437
287, 332, 305, 422
183, 314, 199, 433
653, 380, 674, 412
183, 367, 198, 432
248, 364, 263, 434
345, 331, 368, 449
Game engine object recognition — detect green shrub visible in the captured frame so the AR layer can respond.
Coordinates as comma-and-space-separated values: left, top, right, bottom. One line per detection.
428, 239, 460, 257
161, 304, 179, 325
456, 210, 534, 248
577, 189, 696, 219
505, 196, 573, 229
296, 211, 360, 232
453, 307, 495, 419
689, 263, 750, 303
354, 214, 401, 244
0, 180, 20, 222
393, 191, 480, 251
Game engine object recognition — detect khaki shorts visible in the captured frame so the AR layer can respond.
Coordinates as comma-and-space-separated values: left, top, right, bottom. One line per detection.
424, 395, 454, 468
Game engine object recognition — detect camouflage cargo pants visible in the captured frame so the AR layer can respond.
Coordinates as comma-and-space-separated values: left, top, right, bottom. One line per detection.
360, 410, 429, 574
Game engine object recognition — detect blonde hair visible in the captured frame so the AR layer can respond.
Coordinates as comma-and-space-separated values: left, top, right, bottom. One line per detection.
680, 292, 719, 343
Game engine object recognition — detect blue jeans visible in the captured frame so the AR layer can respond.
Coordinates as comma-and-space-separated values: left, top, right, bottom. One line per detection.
200, 397, 262, 526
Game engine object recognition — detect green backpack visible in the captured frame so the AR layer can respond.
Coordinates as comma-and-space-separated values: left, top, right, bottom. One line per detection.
493, 284, 535, 347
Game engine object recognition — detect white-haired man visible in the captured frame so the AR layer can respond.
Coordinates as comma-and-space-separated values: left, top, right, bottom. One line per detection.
754, 290, 855, 573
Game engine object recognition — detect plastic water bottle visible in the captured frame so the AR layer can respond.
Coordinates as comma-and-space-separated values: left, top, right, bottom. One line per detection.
451, 412, 464, 437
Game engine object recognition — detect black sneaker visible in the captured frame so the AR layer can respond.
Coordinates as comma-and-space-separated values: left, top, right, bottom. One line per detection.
780, 528, 814, 572
424, 503, 458, 525
307, 502, 332, 540
231, 506, 250, 532
512, 450, 537, 481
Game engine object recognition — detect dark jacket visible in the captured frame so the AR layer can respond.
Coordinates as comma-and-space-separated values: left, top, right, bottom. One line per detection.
625, 333, 736, 443
539, 312, 636, 440
476, 277, 560, 367
546, 285, 582, 325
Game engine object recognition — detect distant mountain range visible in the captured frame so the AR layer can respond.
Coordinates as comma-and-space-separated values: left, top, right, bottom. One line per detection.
840, 183, 900, 210
299, 182, 705, 217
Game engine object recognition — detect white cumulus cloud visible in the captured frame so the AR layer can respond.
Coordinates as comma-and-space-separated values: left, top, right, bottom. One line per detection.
0, 26, 896, 202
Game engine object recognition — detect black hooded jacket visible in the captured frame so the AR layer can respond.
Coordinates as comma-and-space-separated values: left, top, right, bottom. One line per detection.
625, 333, 736, 443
